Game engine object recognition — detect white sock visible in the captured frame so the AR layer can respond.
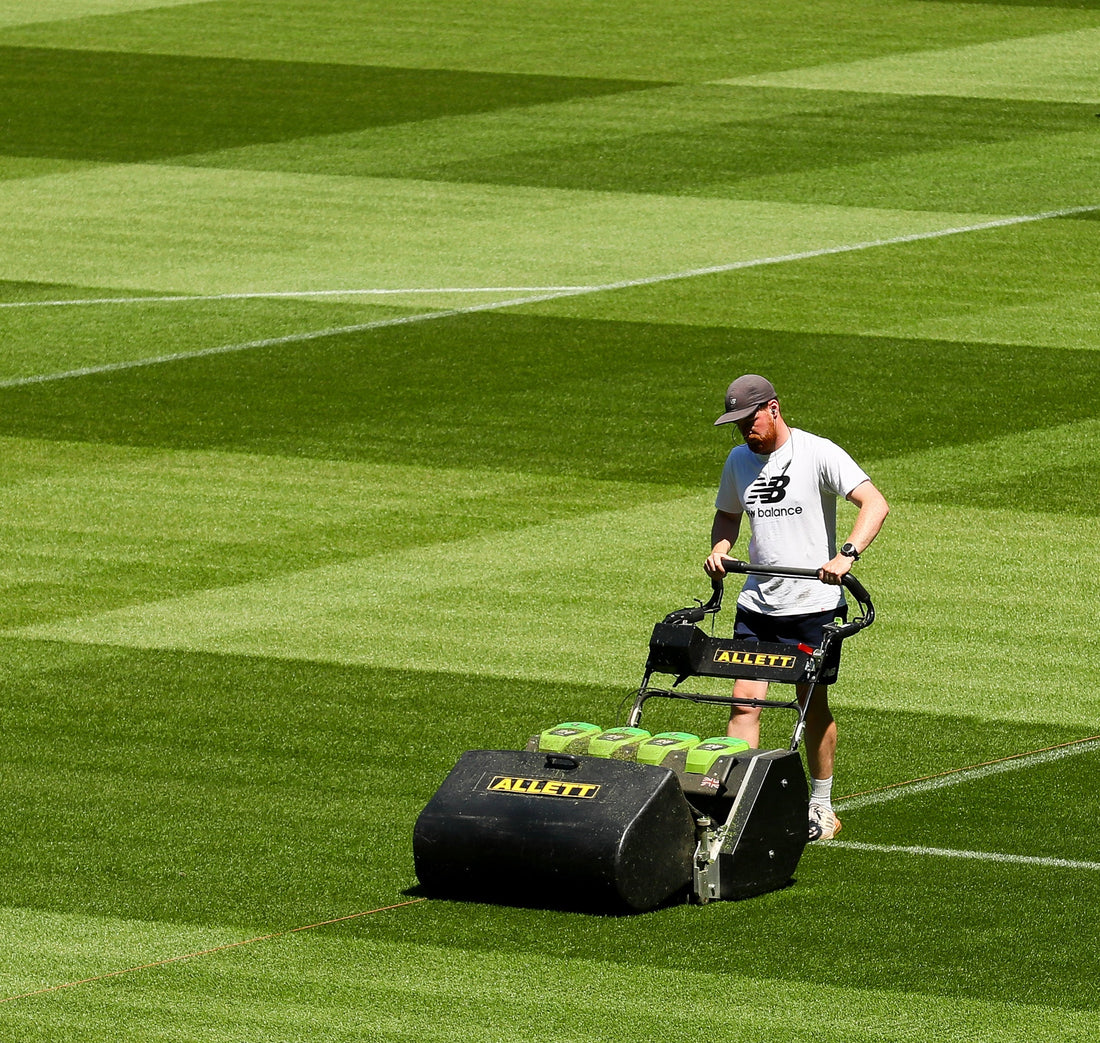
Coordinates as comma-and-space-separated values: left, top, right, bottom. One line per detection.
810, 776, 833, 808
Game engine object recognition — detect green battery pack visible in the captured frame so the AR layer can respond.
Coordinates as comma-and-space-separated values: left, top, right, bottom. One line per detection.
685, 736, 751, 775
586, 727, 652, 760
535, 722, 603, 754
636, 732, 701, 767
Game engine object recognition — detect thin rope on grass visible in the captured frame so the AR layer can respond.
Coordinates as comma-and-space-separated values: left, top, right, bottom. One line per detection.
836, 733, 1100, 811
0, 897, 427, 1006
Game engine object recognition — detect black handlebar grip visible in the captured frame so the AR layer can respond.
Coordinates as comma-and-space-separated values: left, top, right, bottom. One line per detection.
841, 573, 870, 604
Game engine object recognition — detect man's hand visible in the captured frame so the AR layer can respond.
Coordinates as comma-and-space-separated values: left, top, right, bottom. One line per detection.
818, 553, 854, 585
704, 551, 730, 578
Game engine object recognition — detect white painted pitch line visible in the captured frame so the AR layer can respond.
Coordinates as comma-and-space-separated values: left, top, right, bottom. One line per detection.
823, 740, 1100, 872
0, 287, 595, 309
835, 738, 1100, 813
3, 202, 1098, 389
0, 305, 498, 388
826, 840, 1100, 872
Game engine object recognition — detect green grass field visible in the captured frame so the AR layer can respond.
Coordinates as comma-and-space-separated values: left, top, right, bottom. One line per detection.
1, 1, 1099, 1039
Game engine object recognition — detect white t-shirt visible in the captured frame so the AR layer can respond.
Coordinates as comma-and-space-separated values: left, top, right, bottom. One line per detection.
714, 428, 870, 616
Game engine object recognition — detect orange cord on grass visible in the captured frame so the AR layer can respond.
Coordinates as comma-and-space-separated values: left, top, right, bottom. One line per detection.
838, 733, 1100, 803
0, 897, 428, 1005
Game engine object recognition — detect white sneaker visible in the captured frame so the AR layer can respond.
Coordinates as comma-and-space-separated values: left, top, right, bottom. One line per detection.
808, 803, 841, 842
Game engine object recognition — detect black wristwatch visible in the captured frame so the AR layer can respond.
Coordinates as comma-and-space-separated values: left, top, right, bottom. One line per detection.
840, 542, 860, 561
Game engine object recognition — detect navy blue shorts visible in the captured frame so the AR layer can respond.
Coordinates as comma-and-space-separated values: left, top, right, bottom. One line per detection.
733, 604, 847, 685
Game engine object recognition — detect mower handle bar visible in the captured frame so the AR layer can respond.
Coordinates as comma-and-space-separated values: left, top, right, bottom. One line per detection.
716, 557, 874, 633
719, 557, 870, 602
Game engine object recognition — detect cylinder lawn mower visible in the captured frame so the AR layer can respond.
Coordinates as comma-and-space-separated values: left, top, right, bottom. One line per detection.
413, 559, 875, 913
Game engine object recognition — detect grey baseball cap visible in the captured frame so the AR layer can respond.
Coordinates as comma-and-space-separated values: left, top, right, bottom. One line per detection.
714, 374, 777, 425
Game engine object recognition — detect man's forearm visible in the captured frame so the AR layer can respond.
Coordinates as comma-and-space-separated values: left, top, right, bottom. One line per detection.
710, 510, 741, 554
845, 484, 890, 554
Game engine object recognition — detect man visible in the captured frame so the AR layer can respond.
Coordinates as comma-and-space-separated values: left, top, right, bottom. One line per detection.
704, 374, 888, 842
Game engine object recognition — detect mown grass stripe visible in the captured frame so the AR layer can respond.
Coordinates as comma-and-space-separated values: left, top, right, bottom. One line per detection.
2, 203, 1097, 390
0, 899, 427, 1006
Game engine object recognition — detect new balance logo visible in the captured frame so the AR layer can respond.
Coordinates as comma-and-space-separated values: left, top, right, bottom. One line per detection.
745, 475, 790, 504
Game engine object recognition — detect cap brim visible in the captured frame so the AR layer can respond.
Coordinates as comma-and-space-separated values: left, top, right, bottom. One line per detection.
714, 405, 759, 425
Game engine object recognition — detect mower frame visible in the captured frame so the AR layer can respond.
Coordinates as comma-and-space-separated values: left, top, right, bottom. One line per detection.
627, 557, 875, 752
627, 557, 876, 902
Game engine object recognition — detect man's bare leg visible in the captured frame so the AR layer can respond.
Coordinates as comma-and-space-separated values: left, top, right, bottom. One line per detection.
726, 678, 768, 746
799, 683, 841, 840
798, 682, 836, 781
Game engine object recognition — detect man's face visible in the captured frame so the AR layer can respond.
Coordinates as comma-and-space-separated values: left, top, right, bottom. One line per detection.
736, 401, 779, 454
